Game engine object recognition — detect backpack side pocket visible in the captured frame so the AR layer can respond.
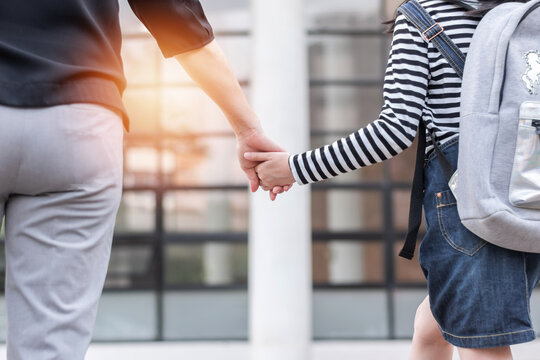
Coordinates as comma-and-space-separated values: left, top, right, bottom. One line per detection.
509, 101, 540, 209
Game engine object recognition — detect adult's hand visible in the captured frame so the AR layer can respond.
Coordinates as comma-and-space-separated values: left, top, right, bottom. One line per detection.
236, 127, 291, 200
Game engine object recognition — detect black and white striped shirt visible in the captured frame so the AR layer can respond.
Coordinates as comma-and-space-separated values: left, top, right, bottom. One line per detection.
289, 0, 480, 185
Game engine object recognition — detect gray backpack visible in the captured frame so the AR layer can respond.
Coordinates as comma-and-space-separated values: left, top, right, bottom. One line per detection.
398, 0, 540, 259
456, 0, 540, 252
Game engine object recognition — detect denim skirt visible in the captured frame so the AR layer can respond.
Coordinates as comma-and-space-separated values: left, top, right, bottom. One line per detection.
419, 139, 540, 348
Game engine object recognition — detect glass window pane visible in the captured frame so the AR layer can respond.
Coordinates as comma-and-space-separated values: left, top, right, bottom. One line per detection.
93, 292, 157, 341
119, 0, 149, 35
203, 0, 250, 32
309, 36, 384, 81
122, 39, 161, 85
161, 137, 245, 186
160, 87, 249, 134
122, 146, 159, 188
104, 244, 156, 289
313, 290, 388, 339
312, 190, 383, 231
163, 290, 248, 340
393, 289, 427, 338
115, 191, 156, 233
307, 0, 382, 31
122, 88, 160, 134
164, 191, 248, 233
313, 240, 384, 285
394, 241, 426, 284
310, 86, 383, 132
165, 243, 247, 286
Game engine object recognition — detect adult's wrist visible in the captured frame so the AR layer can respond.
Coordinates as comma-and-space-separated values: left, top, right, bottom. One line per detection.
234, 124, 263, 140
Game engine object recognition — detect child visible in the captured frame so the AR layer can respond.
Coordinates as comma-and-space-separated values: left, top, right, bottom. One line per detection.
245, 1, 540, 359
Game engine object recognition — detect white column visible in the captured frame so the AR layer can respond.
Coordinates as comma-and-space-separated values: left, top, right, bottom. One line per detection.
250, 0, 311, 360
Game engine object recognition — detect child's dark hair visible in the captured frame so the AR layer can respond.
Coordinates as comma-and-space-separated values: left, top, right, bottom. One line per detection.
384, 0, 530, 33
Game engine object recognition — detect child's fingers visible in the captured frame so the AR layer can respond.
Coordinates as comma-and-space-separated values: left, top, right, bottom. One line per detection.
244, 152, 276, 162
269, 191, 277, 201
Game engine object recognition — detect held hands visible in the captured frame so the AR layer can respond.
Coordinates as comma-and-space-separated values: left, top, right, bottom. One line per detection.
244, 152, 296, 199
236, 128, 292, 200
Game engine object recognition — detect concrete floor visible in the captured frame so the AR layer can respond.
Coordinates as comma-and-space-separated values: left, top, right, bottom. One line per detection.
2, 340, 539, 360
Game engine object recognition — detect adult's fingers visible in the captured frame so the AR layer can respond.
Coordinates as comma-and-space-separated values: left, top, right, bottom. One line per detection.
245, 168, 260, 192
244, 152, 276, 162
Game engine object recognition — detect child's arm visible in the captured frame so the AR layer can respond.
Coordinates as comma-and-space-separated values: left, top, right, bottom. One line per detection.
244, 152, 295, 189
287, 14, 429, 186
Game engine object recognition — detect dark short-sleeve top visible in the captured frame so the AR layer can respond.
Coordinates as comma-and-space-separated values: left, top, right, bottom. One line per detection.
0, 0, 215, 129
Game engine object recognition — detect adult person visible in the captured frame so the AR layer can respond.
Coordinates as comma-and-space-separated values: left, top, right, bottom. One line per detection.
247, 1, 540, 359
0, 1, 285, 359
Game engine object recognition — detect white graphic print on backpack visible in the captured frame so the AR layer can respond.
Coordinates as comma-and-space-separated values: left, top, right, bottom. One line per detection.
522, 50, 540, 95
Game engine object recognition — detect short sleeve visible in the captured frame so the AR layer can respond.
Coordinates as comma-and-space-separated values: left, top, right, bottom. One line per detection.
128, 0, 215, 58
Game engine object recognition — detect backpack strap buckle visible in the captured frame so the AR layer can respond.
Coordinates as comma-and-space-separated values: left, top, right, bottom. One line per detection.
422, 23, 445, 42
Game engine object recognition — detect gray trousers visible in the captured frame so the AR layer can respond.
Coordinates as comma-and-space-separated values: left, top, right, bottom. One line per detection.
0, 104, 124, 359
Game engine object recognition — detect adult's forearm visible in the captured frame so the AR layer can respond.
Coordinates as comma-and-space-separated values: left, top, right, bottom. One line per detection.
174, 40, 259, 136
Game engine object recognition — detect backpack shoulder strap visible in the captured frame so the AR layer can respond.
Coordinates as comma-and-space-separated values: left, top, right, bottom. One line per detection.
397, 0, 464, 260
398, 0, 466, 78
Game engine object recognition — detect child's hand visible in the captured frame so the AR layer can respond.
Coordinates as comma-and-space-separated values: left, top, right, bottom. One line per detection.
244, 152, 295, 191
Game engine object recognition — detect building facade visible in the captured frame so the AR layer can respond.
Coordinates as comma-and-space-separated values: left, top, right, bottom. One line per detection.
0, 0, 539, 344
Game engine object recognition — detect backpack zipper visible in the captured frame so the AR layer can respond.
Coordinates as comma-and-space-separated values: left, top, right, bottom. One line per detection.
519, 2, 540, 25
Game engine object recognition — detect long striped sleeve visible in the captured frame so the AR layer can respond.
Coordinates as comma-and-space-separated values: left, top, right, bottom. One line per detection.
289, 0, 479, 185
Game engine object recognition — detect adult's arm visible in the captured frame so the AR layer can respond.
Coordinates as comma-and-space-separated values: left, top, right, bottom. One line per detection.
175, 40, 289, 196
128, 0, 289, 197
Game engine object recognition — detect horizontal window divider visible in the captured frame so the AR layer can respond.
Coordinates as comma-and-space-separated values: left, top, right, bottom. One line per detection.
312, 182, 411, 190
310, 79, 382, 87
163, 284, 248, 291
314, 283, 386, 290
308, 28, 386, 36
123, 31, 250, 40
102, 286, 156, 292
1, 283, 429, 294
393, 282, 428, 289
313, 231, 383, 241
122, 29, 386, 40
125, 131, 236, 141
162, 185, 248, 192
122, 185, 248, 192
311, 130, 367, 137
164, 232, 248, 243
127, 80, 249, 89
112, 233, 158, 243
313, 282, 427, 290
126, 79, 383, 90
313, 336, 392, 341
